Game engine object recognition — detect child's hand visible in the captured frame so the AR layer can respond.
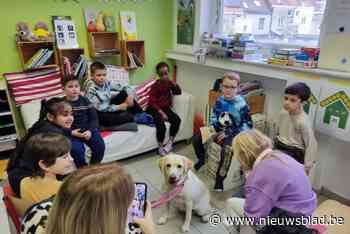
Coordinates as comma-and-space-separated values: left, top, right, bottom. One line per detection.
82, 130, 92, 141
134, 201, 155, 234
72, 129, 85, 138
159, 110, 168, 120
118, 103, 128, 111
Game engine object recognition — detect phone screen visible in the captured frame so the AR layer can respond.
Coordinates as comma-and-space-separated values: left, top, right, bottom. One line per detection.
127, 183, 147, 225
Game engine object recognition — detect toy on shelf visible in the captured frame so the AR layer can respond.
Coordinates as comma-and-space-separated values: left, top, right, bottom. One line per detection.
96, 13, 106, 32
294, 47, 320, 69
33, 21, 53, 41
16, 22, 37, 42
268, 48, 299, 66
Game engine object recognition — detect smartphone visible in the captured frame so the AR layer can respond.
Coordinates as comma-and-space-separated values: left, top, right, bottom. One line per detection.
127, 183, 147, 234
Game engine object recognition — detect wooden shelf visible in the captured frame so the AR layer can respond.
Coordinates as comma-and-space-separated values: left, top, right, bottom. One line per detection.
16, 41, 58, 70
88, 32, 120, 58
57, 48, 85, 76
121, 40, 145, 70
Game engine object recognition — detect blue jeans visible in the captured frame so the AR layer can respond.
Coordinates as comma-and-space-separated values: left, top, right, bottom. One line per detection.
71, 129, 105, 168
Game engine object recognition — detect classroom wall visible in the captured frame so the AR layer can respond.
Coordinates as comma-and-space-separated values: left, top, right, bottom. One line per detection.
0, 0, 174, 84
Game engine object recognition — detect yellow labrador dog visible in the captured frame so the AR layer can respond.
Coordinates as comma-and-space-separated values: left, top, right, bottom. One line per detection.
157, 153, 212, 232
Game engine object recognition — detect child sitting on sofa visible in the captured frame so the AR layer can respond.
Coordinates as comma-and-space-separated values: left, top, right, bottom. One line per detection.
192, 72, 253, 190
63, 75, 105, 168
275, 82, 318, 178
147, 62, 182, 156
85, 61, 144, 127
7, 97, 85, 196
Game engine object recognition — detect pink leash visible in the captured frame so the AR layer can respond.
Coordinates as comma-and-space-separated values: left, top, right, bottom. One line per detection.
151, 183, 184, 208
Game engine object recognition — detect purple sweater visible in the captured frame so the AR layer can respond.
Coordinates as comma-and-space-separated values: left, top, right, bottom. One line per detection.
244, 151, 317, 219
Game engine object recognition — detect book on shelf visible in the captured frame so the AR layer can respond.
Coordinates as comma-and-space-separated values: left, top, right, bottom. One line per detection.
25, 49, 54, 69
127, 51, 143, 68
127, 51, 137, 69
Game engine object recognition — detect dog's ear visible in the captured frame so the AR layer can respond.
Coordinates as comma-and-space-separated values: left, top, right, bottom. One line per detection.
183, 157, 193, 173
158, 157, 166, 174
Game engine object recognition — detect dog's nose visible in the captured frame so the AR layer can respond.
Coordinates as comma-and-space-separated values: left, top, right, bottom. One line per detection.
168, 176, 177, 184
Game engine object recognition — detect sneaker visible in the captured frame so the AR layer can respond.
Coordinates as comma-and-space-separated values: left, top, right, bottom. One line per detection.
194, 160, 205, 171
158, 147, 167, 156
163, 140, 173, 153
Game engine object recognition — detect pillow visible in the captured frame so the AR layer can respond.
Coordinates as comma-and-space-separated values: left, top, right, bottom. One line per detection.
100, 122, 138, 132
20, 99, 41, 130
4, 67, 64, 106
135, 78, 156, 110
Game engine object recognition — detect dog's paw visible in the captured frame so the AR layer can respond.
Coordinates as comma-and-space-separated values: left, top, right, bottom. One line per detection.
201, 214, 210, 223
157, 216, 168, 225
181, 224, 190, 232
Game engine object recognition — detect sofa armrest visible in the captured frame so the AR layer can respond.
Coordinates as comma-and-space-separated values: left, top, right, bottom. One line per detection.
172, 92, 194, 140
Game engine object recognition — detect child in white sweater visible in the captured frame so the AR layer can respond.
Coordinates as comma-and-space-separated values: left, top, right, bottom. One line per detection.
275, 82, 318, 176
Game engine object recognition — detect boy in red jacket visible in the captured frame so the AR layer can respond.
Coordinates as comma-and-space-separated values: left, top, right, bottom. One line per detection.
147, 62, 182, 156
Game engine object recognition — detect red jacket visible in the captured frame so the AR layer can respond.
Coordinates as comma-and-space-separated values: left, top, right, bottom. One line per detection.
148, 79, 182, 111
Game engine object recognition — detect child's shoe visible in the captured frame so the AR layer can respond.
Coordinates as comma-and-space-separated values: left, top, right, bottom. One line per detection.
164, 140, 173, 153
158, 147, 167, 156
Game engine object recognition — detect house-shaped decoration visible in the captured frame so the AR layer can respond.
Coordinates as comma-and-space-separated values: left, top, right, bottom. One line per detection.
303, 93, 317, 114
320, 91, 350, 129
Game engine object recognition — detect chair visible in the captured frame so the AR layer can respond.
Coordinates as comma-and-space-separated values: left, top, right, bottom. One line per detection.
2, 184, 21, 234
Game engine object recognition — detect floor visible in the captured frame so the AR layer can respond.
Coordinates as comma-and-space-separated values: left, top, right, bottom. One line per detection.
0, 142, 329, 234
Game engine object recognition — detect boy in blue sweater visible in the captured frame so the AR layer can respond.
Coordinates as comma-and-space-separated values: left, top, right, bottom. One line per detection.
63, 75, 105, 167
192, 72, 252, 190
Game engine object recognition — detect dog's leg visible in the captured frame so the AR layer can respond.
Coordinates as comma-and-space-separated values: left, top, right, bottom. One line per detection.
181, 200, 193, 233
157, 202, 172, 225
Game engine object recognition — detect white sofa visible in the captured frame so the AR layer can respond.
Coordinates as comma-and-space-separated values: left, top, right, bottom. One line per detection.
20, 92, 194, 162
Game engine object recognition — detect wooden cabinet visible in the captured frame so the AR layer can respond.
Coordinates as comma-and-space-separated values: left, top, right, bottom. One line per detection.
16, 41, 58, 70
88, 32, 120, 57
0, 90, 17, 152
121, 40, 145, 70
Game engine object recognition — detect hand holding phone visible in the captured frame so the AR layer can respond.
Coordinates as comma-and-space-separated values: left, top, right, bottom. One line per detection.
127, 183, 148, 234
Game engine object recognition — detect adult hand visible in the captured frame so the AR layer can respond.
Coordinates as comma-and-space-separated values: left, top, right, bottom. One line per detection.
118, 102, 128, 111
134, 201, 155, 234
72, 129, 84, 138
82, 130, 92, 141
159, 110, 168, 120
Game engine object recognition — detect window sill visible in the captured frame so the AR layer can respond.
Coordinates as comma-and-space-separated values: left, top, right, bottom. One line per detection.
166, 50, 350, 80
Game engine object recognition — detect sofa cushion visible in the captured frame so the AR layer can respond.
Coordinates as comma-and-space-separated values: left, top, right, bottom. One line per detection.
20, 99, 41, 130
135, 78, 156, 110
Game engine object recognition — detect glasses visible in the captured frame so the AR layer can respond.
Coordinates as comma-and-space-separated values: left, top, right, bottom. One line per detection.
222, 85, 238, 90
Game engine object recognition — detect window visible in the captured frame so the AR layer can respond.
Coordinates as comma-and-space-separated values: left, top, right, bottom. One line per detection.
243, 25, 248, 32
259, 18, 265, 30
278, 17, 284, 27
222, 0, 327, 47
301, 17, 307, 24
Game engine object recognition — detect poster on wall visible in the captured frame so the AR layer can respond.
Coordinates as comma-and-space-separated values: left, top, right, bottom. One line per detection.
315, 80, 350, 141
84, 9, 116, 32
288, 73, 322, 126
120, 11, 137, 40
177, 0, 195, 45
52, 16, 79, 49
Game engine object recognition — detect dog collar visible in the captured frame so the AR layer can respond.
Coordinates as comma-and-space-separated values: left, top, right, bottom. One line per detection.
151, 174, 188, 208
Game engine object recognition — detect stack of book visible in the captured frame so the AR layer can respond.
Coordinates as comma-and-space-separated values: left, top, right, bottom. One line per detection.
268, 48, 299, 66
231, 41, 261, 61
127, 51, 143, 69
25, 49, 54, 69
63, 55, 88, 79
